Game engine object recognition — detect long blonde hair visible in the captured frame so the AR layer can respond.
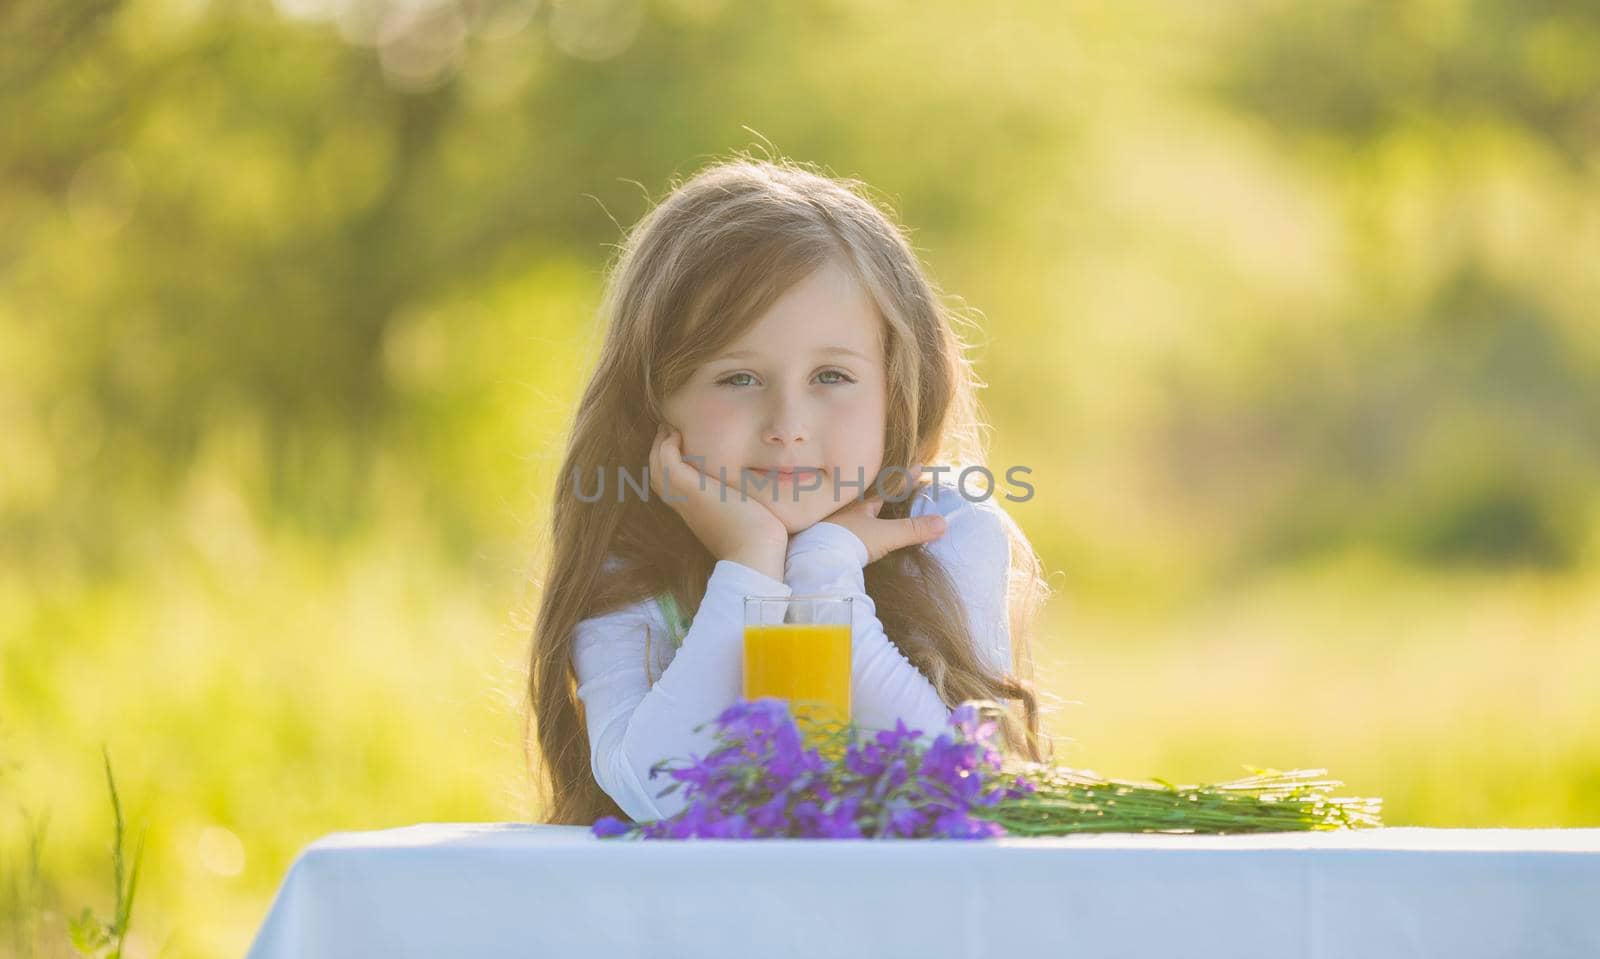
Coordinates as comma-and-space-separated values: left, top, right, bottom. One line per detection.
526, 156, 1055, 825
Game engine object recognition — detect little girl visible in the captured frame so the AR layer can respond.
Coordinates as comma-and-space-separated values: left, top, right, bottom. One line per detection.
528, 157, 1052, 826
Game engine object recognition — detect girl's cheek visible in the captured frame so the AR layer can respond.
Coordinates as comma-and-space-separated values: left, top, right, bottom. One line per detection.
837, 381, 887, 432
847, 386, 888, 471
682, 395, 744, 456
689, 395, 741, 431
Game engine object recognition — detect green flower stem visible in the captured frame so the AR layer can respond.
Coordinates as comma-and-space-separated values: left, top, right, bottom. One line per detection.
976, 761, 1383, 834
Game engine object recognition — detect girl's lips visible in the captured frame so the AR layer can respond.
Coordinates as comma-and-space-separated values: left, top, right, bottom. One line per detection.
750, 467, 822, 481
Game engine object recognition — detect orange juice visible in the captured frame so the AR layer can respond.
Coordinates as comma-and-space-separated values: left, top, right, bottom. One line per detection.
743, 623, 851, 748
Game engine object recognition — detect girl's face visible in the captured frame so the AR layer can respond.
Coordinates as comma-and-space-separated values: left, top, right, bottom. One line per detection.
662, 258, 889, 535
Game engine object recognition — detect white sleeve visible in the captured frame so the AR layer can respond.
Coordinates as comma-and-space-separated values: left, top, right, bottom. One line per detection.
572, 559, 791, 822
782, 522, 952, 739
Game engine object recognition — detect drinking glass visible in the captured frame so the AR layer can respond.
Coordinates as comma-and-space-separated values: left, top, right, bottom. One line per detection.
743, 595, 853, 749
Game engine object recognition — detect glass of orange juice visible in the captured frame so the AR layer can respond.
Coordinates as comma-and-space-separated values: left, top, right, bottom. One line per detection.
743, 595, 853, 752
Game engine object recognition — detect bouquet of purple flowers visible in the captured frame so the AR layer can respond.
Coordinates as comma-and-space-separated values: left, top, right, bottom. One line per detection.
591, 699, 1383, 840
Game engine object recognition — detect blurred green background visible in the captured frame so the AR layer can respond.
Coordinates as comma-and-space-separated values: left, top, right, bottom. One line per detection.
3, 0, 1599, 955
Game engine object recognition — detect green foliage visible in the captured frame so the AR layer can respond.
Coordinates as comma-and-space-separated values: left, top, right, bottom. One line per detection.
1215, 0, 1600, 162
65, 751, 145, 959
2, 0, 1596, 956
1, 751, 150, 959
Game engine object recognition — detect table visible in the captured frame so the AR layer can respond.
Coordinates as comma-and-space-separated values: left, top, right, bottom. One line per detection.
246, 823, 1600, 958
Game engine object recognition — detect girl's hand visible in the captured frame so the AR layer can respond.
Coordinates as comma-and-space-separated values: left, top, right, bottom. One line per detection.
649, 424, 790, 580
816, 469, 948, 565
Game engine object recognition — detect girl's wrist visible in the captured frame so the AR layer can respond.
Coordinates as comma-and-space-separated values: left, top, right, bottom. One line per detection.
725, 544, 785, 582
786, 522, 869, 569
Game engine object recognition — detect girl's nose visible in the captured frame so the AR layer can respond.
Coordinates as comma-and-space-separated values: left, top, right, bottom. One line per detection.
764, 420, 809, 445
763, 397, 810, 446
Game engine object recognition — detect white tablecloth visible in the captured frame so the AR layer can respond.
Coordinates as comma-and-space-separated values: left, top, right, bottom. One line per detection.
246, 823, 1600, 958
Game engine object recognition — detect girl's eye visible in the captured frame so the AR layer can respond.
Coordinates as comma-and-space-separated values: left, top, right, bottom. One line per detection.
715, 369, 857, 388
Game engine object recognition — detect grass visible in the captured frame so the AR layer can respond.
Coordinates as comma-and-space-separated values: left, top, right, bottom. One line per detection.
0, 803, 50, 959
1034, 550, 1600, 827
63, 750, 148, 959
1, 750, 154, 959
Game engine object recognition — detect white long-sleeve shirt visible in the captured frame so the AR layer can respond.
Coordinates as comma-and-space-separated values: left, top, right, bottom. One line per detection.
572, 480, 1014, 821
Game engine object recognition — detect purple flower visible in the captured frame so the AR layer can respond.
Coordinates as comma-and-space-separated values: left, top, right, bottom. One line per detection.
876, 718, 925, 752
949, 703, 997, 743
662, 755, 712, 790
815, 796, 864, 839
882, 797, 925, 837
660, 800, 714, 838
932, 807, 1006, 839
704, 812, 754, 839
714, 698, 793, 744
787, 796, 863, 838
768, 711, 807, 754
922, 735, 982, 798
749, 793, 790, 833
1006, 775, 1036, 799
613, 698, 1024, 841
591, 816, 634, 838
845, 741, 887, 778
764, 731, 824, 785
